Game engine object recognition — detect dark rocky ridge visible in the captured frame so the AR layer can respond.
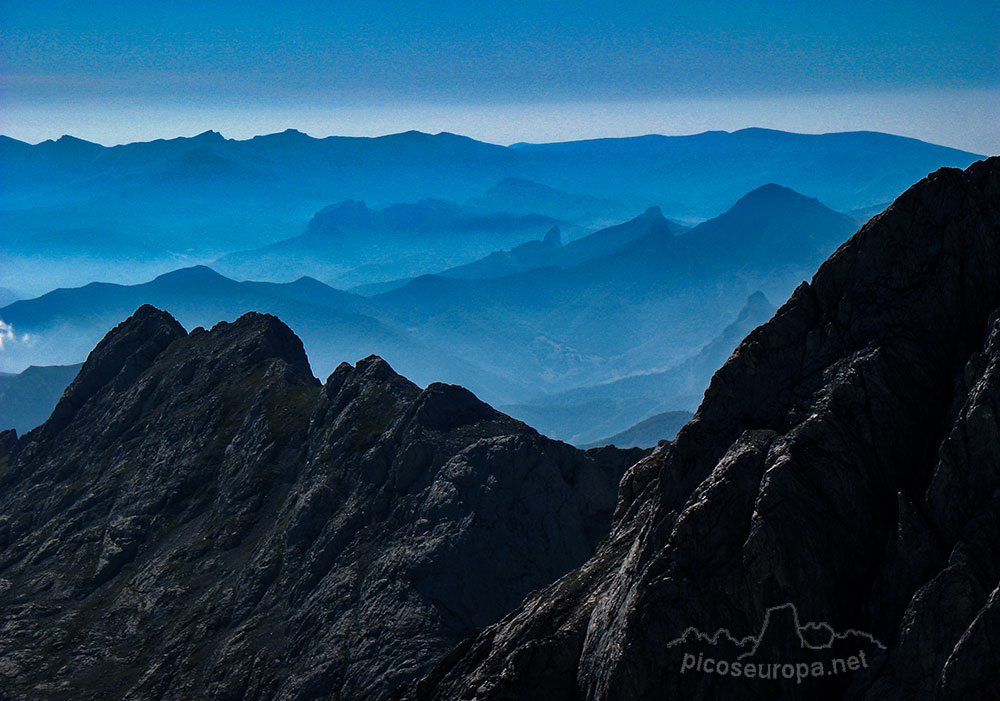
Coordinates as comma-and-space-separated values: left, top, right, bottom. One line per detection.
405, 158, 1000, 700
0, 306, 643, 699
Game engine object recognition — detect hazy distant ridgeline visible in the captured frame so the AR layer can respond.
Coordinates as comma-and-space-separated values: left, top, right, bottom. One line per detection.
506, 291, 778, 444
0, 128, 977, 441
212, 198, 573, 288
0, 364, 82, 434
0, 127, 979, 296
365, 184, 856, 392
1, 182, 859, 441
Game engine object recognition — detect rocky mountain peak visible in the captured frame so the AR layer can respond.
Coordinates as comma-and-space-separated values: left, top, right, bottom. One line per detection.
412, 382, 509, 431
320, 354, 422, 420
543, 225, 562, 247
0, 306, 644, 699
200, 311, 317, 383
41, 304, 185, 437
406, 159, 1000, 700
736, 290, 772, 323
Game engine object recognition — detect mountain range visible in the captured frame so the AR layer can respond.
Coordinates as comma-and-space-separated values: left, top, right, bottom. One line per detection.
0, 266, 530, 404
0, 157, 997, 699
0, 306, 643, 699
0, 127, 980, 296
0, 183, 859, 438
405, 157, 1000, 700
0, 183, 852, 410
213, 198, 570, 287
366, 184, 856, 398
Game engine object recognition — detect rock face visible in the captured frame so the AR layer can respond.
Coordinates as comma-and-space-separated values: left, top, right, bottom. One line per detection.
405, 158, 1000, 700
0, 306, 643, 699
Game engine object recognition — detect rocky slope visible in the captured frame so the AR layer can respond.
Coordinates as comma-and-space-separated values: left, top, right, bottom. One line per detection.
405, 157, 1000, 699
0, 307, 643, 699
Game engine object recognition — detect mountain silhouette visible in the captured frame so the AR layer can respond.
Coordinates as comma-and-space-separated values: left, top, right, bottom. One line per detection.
1, 127, 980, 295
0, 266, 529, 404
468, 176, 628, 226
404, 157, 1000, 700
434, 206, 684, 281
214, 198, 566, 286
579, 410, 694, 449
0, 306, 644, 699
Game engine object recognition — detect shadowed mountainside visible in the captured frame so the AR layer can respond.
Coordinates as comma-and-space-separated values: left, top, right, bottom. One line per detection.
405, 158, 1000, 700
0, 306, 643, 700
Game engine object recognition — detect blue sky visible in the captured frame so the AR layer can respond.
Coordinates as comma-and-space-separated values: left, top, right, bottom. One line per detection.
2, 1, 997, 152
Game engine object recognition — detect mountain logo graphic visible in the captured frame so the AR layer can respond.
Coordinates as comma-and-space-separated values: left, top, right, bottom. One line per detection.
669, 603, 886, 684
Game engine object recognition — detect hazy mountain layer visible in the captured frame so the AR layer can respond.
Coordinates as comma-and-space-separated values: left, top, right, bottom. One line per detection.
0, 364, 81, 434
503, 291, 777, 443
406, 157, 1000, 699
0, 184, 857, 418
467, 177, 629, 227
366, 187, 847, 394
0, 266, 528, 404
214, 198, 568, 286
0, 127, 979, 295
579, 410, 694, 450
0, 306, 643, 700
438, 206, 685, 281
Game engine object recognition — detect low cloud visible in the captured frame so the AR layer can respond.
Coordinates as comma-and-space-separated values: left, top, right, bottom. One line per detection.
0, 320, 13, 351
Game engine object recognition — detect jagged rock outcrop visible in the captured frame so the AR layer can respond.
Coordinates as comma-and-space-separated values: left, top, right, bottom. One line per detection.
405, 158, 1000, 700
0, 306, 643, 700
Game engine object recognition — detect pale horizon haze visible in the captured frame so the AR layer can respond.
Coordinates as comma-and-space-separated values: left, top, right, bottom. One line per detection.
1, 1, 996, 153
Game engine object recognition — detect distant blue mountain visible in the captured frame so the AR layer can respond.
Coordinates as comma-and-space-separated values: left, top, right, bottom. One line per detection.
468, 177, 629, 226
0, 266, 527, 404
502, 292, 778, 444
507, 128, 983, 216
0, 127, 980, 294
213, 198, 567, 286
366, 184, 856, 397
579, 410, 694, 449
0, 363, 81, 434
375, 205, 686, 284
